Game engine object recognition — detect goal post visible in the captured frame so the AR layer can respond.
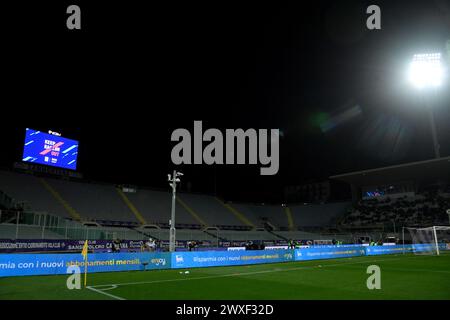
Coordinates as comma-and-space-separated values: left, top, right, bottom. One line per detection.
406, 226, 450, 255
433, 226, 440, 256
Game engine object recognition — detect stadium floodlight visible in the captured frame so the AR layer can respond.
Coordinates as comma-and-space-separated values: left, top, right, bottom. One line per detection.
168, 170, 183, 252
408, 53, 444, 89
408, 52, 444, 158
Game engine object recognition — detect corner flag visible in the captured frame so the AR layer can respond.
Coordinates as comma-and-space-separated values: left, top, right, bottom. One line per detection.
81, 240, 88, 287
81, 240, 88, 260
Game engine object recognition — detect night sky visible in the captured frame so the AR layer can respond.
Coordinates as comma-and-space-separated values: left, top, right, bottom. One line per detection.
1, 0, 450, 203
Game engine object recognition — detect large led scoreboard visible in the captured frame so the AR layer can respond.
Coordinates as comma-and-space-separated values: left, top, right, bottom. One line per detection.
22, 128, 79, 170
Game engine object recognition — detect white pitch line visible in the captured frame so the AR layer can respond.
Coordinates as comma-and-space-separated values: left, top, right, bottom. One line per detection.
90, 255, 425, 290
378, 267, 450, 274
100, 285, 119, 291
86, 285, 126, 300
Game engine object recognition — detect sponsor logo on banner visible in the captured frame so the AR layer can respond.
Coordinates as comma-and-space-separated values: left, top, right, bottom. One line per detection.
227, 247, 246, 251
283, 253, 293, 260
151, 258, 166, 266
294, 246, 365, 261
172, 249, 294, 269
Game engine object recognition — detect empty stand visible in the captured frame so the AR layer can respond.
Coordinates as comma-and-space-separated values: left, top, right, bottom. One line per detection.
290, 202, 351, 227
217, 230, 279, 241
125, 189, 198, 225
231, 204, 286, 229
0, 170, 69, 218
178, 194, 243, 227
0, 224, 65, 239
45, 178, 137, 222
0, 170, 353, 244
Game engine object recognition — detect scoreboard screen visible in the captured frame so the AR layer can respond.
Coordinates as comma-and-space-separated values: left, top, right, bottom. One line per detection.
22, 128, 79, 170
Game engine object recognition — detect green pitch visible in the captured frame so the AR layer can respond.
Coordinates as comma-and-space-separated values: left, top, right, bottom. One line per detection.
1, 253, 450, 300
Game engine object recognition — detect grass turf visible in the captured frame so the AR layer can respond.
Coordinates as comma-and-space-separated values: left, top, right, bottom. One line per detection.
1, 253, 450, 300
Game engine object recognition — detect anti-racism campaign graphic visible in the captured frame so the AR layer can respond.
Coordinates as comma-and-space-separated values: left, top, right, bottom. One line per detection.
22, 128, 79, 170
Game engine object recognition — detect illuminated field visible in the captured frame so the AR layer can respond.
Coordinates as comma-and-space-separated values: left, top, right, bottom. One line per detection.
1, 254, 450, 300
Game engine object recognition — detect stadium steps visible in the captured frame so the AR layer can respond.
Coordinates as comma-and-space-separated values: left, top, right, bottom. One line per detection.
284, 206, 295, 231
116, 188, 147, 225
2, 216, 17, 224
0, 190, 13, 210
132, 227, 160, 241
336, 208, 352, 227
176, 197, 208, 227
39, 178, 82, 221
214, 197, 256, 229
203, 229, 227, 241
267, 229, 289, 241
0, 223, 65, 240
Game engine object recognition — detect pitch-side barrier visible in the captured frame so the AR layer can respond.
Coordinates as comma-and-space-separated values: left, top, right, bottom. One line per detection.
1, 244, 447, 277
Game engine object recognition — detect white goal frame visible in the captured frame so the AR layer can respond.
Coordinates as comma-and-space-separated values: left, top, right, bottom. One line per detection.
404, 225, 450, 256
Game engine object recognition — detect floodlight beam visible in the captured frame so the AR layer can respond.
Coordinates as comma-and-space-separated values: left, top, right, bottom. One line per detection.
409, 52, 444, 159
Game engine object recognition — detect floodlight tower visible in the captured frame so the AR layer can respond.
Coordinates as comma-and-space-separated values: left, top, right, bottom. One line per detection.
168, 170, 183, 252
408, 53, 445, 158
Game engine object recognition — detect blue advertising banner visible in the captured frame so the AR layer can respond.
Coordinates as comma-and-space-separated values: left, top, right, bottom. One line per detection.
3, 244, 449, 277
171, 249, 295, 269
412, 243, 448, 253
0, 252, 171, 277
365, 245, 411, 255
294, 245, 366, 261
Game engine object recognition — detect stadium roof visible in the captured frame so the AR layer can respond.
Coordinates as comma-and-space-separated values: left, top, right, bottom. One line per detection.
330, 156, 450, 187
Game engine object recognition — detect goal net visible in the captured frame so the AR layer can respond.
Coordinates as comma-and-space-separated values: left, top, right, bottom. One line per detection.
406, 226, 450, 255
